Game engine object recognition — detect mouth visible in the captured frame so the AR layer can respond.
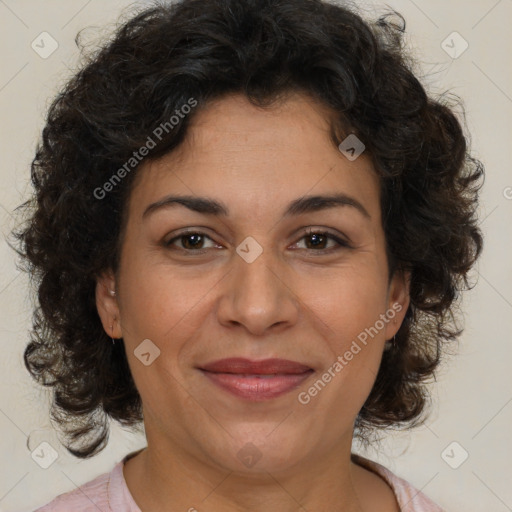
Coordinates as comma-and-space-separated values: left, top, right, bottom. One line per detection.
198, 358, 314, 401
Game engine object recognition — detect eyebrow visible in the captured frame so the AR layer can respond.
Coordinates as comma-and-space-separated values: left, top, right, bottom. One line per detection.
142, 193, 371, 220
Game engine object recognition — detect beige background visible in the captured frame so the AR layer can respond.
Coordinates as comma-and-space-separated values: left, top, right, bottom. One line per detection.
0, 1, 511, 511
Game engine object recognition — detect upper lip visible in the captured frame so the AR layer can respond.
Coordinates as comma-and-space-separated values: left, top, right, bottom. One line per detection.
199, 358, 313, 375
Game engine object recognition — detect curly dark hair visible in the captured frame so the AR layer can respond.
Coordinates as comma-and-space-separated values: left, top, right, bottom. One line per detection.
13, 0, 483, 458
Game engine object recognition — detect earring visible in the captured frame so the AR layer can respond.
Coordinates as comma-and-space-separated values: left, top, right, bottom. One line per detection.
384, 334, 396, 351
387, 318, 398, 350
111, 324, 115, 345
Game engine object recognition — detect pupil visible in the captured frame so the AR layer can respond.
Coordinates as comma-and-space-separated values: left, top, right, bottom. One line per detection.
307, 233, 325, 249
184, 234, 202, 249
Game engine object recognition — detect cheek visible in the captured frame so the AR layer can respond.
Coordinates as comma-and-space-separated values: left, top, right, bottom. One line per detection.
301, 265, 389, 400
117, 254, 220, 352
116, 260, 212, 409
305, 265, 389, 338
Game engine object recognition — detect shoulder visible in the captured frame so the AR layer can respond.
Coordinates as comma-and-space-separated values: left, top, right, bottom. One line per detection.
33, 461, 119, 512
352, 454, 445, 512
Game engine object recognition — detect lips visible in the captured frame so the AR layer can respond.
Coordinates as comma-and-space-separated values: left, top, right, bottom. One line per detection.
199, 357, 312, 374
198, 358, 314, 400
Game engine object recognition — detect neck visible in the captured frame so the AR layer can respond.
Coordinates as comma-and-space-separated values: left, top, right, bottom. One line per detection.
123, 438, 369, 512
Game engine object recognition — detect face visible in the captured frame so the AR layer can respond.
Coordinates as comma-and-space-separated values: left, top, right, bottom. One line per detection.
97, 92, 409, 475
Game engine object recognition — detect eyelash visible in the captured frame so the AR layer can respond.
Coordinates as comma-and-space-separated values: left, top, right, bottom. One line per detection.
164, 228, 351, 255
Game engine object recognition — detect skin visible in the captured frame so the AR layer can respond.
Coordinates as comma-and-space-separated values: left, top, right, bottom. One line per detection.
96, 92, 410, 512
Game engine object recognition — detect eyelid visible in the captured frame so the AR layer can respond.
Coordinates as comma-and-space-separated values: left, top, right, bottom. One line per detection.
295, 227, 351, 250
302, 227, 349, 241
164, 226, 352, 253
164, 228, 220, 249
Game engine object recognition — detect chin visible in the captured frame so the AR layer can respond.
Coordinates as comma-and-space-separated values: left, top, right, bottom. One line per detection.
204, 429, 308, 475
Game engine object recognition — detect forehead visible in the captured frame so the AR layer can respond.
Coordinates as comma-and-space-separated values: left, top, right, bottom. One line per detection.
128, 92, 381, 222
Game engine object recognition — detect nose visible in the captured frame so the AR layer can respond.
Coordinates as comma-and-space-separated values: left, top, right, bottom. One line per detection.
216, 246, 299, 336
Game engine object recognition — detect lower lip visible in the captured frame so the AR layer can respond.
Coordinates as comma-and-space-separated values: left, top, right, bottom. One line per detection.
201, 370, 314, 400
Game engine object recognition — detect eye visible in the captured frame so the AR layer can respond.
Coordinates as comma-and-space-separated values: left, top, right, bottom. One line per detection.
164, 228, 351, 254
165, 230, 220, 252
292, 228, 350, 252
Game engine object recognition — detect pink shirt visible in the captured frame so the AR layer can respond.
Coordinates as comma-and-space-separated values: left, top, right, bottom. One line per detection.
34, 451, 444, 511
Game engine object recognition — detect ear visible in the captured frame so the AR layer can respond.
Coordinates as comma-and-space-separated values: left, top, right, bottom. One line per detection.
384, 268, 410, 341
95, 270, 122, 339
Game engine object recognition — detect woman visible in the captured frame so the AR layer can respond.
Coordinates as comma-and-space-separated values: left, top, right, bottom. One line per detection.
17, 0, 483, 510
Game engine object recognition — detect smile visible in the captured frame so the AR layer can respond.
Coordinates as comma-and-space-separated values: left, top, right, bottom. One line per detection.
200, 369, 314, 400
